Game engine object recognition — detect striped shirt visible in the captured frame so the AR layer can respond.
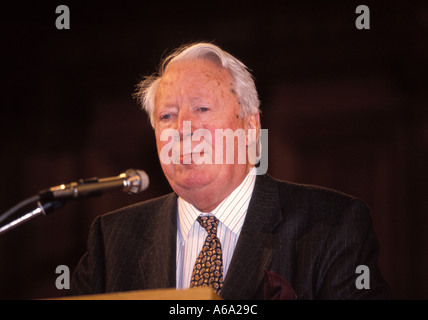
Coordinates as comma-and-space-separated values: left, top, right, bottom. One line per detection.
176, 167, 257, 289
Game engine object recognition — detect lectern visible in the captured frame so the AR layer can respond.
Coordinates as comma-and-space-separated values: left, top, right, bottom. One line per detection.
54, 287, 221, 300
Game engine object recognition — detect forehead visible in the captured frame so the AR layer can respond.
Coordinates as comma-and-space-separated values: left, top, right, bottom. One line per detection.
158, 59, 233, 93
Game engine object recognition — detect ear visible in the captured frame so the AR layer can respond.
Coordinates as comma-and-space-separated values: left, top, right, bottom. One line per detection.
245, 113, 260, 147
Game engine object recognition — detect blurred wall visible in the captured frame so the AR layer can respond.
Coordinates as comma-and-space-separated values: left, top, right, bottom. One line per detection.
0, 1, 427, 299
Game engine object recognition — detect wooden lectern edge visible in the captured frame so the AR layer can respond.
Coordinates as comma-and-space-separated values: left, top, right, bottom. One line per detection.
51, 287, 222, 300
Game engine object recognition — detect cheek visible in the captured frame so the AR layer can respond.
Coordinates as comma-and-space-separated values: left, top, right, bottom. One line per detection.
155, 127, 178, 150
208, 124, 245, 162
154, 133, 164, 153
155, 131, 172, 164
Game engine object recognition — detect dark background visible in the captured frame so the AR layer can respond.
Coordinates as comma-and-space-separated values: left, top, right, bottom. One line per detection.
0, 0, 426, 299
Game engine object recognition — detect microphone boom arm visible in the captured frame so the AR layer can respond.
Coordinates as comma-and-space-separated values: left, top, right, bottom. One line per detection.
0, 200, 65, 234
0, 169, 149, 235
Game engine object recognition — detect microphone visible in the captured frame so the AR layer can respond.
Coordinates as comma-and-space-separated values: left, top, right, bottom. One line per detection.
0, 169, 149, 234
39, 169, 150, 202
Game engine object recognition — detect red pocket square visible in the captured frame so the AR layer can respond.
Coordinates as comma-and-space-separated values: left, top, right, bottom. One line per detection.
264, 270, 297, 300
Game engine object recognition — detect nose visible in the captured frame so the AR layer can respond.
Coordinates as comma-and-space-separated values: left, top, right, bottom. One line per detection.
175, 109, 194, 140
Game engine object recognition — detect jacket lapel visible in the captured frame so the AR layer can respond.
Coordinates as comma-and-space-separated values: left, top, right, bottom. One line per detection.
135, 175, 283, 297
221, 174, 283, 300
138, 193, 178, 289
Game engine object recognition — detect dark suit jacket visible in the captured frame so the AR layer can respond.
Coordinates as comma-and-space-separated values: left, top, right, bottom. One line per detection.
69, 174, 390, 299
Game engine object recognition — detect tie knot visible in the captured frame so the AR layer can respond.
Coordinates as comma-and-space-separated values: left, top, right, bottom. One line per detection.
197, 215, 219, 236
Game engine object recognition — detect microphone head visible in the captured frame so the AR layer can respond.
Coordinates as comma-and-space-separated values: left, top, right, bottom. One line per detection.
125, 169, 150, 194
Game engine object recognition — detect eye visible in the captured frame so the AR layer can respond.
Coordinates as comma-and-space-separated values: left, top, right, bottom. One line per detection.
159, 113, 171, 121
197, 107, 209, 113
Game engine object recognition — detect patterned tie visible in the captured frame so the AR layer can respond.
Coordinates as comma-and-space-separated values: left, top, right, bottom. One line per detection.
189, 215, 224, 293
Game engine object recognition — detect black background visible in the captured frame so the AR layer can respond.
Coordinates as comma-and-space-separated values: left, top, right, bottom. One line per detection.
0, 0, 427, 299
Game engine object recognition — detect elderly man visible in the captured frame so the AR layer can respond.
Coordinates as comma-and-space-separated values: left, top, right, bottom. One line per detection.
69, 42, 390, 299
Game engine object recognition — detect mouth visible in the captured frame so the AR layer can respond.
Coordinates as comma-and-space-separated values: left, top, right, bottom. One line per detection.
178, 151, 208, 164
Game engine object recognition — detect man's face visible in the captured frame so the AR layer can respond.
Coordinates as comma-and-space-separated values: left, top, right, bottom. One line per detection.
153, 59, 257, 208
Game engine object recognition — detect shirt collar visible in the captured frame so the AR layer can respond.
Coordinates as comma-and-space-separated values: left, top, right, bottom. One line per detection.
178, 167, 257, 242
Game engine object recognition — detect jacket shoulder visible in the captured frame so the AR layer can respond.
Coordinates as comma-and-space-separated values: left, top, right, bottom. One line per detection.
256, 174, 372, 232
264, 174, 364, 211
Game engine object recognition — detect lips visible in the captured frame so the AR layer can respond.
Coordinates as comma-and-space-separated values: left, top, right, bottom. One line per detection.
178, 151, 207, 164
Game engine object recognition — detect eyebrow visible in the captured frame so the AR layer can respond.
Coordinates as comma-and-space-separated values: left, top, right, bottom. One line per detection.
155, 104, 178, 115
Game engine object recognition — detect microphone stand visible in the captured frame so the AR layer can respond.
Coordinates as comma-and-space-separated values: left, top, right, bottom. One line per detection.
0, 169, 148, 235
0, 199, 65, 234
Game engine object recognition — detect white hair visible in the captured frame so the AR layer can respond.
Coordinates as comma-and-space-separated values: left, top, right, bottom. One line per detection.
134, 42, 260, 127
